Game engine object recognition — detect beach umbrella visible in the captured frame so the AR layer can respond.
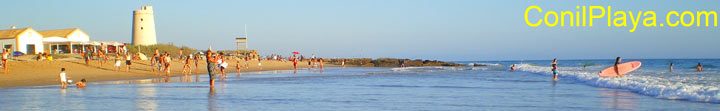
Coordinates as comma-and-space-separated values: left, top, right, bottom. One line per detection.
292, 51, 300, 54
13, 51, 24, 56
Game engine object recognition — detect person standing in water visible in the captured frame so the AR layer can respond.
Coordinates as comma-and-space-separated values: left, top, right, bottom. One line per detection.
57, 68, 69, 88
510, 64, 516, 71
697, 63, 703, 72
669, 62, 674, 72
552, 58, 558, 80
206, 50, 218, 87
614, 57, 622, 76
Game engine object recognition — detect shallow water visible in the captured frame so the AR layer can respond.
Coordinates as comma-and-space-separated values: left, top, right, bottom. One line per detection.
1, 61, 719, 110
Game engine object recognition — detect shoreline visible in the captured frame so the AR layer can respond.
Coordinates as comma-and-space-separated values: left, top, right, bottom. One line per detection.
0, 59, 310, 88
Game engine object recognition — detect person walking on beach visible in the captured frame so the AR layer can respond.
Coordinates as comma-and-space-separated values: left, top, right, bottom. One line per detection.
57, 68, 69, 88
2, 49, 9, 74
151, 53, 158, 72
341, 59, 345, 68
244, 55, 250, 69
293, 57, 298, 69
182, 55, 192, 75
614, 57, 622, 76
194, 55, 200, 74
97, 50, 105, 67
236, 60, 242, 73
125, 53, 132, 72
218, 52, 227, 76
164, 53, 172, 76
206, 50, 218, 87
697, 63, 703, 72
178, 49, 183, 61
114, 54, 121, 72
258, 58, 263, 70
319, 58, 324, 70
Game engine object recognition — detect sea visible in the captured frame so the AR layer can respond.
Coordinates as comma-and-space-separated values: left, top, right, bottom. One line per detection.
0, 59, 718, 110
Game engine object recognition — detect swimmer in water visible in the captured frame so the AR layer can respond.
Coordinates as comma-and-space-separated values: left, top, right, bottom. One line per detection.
510, 64, 516, 71
697, 63, 703, 72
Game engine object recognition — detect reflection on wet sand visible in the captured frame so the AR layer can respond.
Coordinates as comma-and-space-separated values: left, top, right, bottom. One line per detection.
208, 87, 216, 111
95, 75, 202, 85
135, 84, 158, 111
599, 88, 638, 110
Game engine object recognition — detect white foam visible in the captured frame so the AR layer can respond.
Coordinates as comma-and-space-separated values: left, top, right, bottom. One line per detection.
515, 64, 720, 103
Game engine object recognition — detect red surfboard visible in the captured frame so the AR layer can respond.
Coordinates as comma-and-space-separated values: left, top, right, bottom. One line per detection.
598, 61, 642, 77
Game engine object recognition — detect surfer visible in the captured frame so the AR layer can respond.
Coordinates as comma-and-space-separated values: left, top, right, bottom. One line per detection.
614, 57, 622, 76
697, 63, 703, 72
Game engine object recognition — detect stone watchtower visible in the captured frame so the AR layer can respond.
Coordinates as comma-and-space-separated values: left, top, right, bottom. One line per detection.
132, 6, 157, 45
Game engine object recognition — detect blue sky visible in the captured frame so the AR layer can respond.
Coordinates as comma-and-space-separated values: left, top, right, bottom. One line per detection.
0, 0, 718, 61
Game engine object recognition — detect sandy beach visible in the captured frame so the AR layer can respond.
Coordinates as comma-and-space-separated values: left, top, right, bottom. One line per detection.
0, 58, 306, 88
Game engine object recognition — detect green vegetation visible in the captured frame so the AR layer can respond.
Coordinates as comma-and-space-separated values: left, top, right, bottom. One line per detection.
126, 44, 197, 57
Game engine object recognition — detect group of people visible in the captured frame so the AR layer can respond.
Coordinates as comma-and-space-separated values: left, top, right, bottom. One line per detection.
510, 57, 707, 81
150, 51, 176, 75
57, 68, 86, 89
35, 52, 54, 61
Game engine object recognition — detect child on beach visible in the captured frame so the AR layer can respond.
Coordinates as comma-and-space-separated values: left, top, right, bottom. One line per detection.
57, 68, 69, 88
75, 79, 86, 88
670, 62, 674, 72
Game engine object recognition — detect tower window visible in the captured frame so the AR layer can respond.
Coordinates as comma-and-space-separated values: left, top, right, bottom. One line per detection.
141, 18, 143, 21
141, 27, 144, 30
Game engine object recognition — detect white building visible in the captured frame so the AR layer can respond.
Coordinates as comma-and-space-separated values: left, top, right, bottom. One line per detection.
0, 27, 45, 54
39, 28, 90, 54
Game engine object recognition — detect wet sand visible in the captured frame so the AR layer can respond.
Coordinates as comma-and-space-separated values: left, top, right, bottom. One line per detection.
0, 59, 308, 88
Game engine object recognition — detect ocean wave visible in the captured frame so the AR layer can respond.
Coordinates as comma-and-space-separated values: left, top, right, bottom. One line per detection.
391, 66, 484, 73
515, 64, 720, 103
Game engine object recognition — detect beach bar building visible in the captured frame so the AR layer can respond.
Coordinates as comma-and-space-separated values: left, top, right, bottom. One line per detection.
0, 27, 45, 54
38, 28, 90, 54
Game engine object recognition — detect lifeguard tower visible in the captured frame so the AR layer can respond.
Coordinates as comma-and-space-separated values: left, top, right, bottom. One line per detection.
236, 24, 248, 50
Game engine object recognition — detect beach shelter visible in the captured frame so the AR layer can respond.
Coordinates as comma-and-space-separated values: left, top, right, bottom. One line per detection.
42, 37, 69, 54
39, 28, 90, 54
